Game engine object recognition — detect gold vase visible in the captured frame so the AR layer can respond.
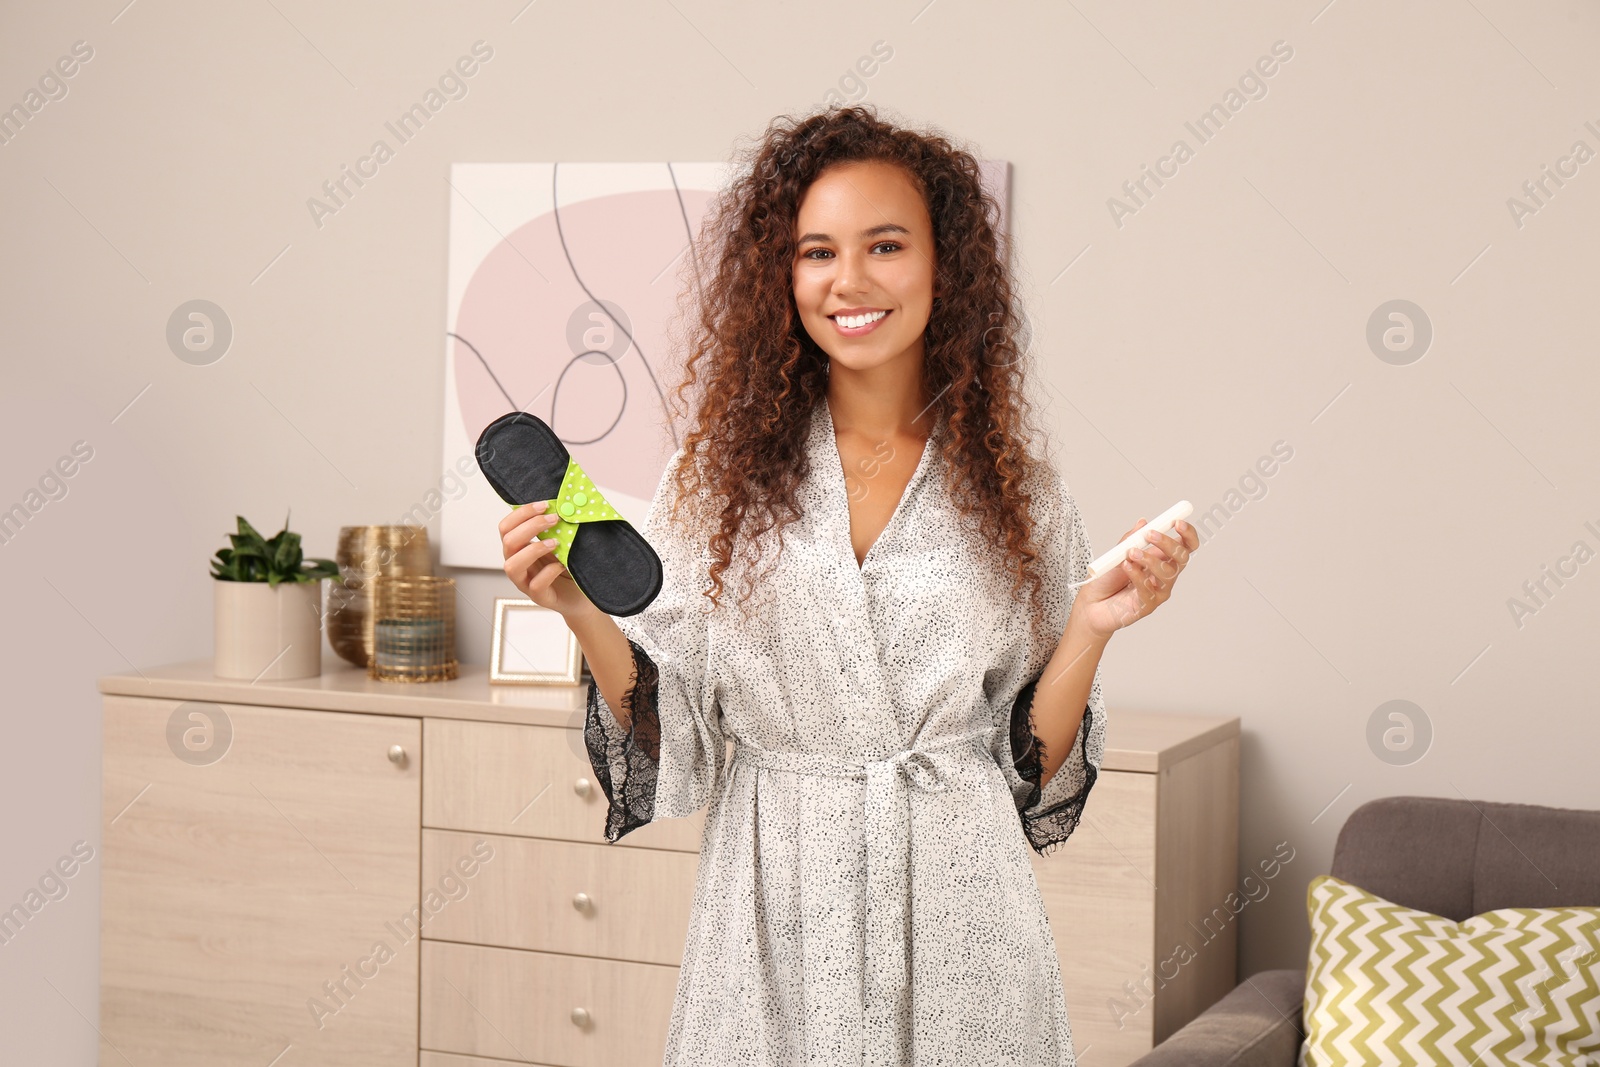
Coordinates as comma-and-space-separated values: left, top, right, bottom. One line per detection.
370, 575, 458, 682
329, 526, 431, 668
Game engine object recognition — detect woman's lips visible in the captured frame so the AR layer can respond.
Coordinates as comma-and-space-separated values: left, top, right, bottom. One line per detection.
830, 310, 890, 337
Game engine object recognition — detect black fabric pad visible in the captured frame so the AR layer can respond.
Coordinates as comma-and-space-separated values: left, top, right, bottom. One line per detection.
475, 411, 663, 618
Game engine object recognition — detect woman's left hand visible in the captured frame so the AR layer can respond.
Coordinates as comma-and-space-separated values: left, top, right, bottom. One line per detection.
1073, 518, 1199, 639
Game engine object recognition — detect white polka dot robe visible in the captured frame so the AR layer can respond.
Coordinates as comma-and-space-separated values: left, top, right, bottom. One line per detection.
585, 399, 1107, 1066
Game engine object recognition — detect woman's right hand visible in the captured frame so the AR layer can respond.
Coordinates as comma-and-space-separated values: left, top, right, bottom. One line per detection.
498, 501, 599, 619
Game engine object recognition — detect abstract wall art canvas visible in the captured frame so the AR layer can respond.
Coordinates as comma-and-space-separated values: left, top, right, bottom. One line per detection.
439, 160, 1011, 570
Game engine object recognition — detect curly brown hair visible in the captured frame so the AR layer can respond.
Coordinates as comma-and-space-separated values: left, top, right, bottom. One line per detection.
659, 104, 1057, 622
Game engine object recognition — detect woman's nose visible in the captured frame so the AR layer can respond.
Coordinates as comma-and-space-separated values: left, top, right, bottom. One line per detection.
831, 253, 869, 294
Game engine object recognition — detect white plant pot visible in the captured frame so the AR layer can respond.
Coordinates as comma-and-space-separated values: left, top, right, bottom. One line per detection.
213, 579, 324, 680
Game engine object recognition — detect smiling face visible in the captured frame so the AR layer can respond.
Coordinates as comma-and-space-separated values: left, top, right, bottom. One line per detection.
792, 160, 939, 378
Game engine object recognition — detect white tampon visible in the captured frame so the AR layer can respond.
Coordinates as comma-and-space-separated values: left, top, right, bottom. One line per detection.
1069, 500, 1193, 590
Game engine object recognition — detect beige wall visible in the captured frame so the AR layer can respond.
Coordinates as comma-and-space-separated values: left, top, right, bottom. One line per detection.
3, 1, 1596, 1060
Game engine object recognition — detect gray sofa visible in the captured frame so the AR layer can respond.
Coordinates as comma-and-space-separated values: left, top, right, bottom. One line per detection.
1130, 795, 1600, 1066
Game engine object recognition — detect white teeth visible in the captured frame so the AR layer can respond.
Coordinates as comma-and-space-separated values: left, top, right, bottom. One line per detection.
835, 310, 887, 329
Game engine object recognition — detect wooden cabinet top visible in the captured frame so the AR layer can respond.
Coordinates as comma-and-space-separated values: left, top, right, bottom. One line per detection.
99, 659, 1237, 773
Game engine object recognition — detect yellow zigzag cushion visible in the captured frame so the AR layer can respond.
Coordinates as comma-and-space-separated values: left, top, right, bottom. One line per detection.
1301, 873, 1600, 1066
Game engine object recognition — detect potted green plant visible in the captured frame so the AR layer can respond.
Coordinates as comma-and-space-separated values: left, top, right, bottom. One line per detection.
210, 512, 339, 680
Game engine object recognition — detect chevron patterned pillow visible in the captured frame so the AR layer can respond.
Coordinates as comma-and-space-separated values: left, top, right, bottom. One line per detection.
1300, 873, 1600, 1067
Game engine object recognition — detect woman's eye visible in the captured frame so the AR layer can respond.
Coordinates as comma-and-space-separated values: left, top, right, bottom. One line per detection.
872, 241, 902, 254
804, 248, 832, 260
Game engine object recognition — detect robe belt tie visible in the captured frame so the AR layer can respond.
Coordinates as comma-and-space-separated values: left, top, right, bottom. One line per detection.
731, 726, 997, 1065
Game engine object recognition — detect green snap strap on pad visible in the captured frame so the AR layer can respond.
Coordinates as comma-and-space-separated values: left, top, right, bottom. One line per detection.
540, 456, 623, 569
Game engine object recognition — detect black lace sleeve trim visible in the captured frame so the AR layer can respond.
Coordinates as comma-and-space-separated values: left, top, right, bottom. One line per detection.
583, 637, 662, 843
1009, 675, 1099, 857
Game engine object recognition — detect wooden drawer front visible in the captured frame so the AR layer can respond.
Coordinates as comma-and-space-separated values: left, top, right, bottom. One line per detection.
421, 829, 698, 966
421, 939, 679, 1067
424, 717, 704, 853
422, 1054, 565, 1067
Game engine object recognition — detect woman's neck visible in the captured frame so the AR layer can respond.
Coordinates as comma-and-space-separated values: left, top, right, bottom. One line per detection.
825, 356, 934, 441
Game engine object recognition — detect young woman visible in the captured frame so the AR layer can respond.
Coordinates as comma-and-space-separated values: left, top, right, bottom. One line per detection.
498, 105, 1197, 1066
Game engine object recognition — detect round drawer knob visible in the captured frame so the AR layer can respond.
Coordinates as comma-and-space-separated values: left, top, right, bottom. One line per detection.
573, 777, 591, 797
570, 1006, 591, 1028
387, 745, 407, 766
572, 892, 592, 912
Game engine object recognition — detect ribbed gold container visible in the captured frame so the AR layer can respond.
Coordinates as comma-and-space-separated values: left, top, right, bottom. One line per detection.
369, 575, 458, 682
329, 526, 431, 668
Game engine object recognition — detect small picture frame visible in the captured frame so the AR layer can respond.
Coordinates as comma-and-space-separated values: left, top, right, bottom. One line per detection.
489, 597, 584, 685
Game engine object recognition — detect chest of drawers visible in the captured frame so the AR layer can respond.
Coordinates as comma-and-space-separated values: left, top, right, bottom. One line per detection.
99, 659, 1236, 1066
